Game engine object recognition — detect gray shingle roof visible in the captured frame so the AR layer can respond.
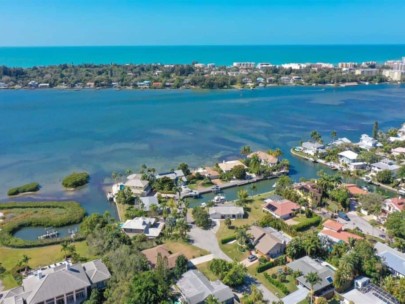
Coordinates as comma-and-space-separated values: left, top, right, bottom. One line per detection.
82, 259, 111, 284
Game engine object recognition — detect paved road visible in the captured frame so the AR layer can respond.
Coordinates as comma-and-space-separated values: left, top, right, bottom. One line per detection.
337, 212, 386, 239
188, 221, 280, 302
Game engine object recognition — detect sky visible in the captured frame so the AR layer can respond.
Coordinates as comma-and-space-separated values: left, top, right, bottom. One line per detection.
1, 0, 405, 46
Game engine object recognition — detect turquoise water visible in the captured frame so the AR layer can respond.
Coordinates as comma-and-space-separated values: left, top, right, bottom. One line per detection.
1, 45, 405, 67
1, 85, 405, 227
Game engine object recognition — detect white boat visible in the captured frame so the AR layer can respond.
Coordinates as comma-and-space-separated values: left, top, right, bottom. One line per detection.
362, 176, 372, 183
212, 195, 226, 203
273, 182, 277, 188
201, 202, 207, 208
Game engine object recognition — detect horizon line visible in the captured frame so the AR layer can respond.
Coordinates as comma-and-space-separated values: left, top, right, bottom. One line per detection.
2, 43, 405, 48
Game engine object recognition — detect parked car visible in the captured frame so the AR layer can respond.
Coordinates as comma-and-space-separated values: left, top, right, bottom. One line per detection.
248, 255, 257, 262
338, 211, 350, 221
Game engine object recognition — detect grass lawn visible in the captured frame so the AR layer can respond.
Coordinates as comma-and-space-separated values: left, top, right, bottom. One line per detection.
220, 242, 249, 261
115, 202, 130, 221
247, 265, 297, 298
195, 261, 218, 281
164, 240, 209, 259
0, 241, 95, 289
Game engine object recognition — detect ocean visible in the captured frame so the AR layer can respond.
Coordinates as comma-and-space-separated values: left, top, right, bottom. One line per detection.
1, 45, 405, 67
1, 85, 404, 238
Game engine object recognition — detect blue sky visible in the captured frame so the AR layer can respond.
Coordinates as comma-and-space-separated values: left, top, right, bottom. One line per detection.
1, 0, 405, 46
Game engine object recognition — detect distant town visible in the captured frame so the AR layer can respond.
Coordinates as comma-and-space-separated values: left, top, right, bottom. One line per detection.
1, 56, 405, 90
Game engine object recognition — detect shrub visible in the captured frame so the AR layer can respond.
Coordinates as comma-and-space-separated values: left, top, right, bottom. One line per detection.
263, 273, 290, 295
7, 182, 40, 196
221, 235, 236, 244
256, 255, 286, 273
62, 172, 90, 189
292, 215, 322, 231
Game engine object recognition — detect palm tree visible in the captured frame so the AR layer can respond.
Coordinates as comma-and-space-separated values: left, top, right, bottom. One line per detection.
330, 130, 337, 141
61, 241, 69, 260
304, 272, 321, 304
236, 189, 249, 207
240, 145, 252, 157
310, 130, 322, 143
19, 255, 30, 273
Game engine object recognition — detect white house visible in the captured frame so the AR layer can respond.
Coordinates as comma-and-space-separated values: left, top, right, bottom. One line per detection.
358, 134, 380, 150
121, 217, 165, 238
338, 150, 358, 164
218, 160, 247, 173
208, 206, 244, 219
301, 142, 325, 156
371, 159, 400, 175
375, 242, 405, 277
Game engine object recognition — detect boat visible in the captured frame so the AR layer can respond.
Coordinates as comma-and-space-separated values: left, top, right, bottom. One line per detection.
212, 195, 226, 204
201, 202, 207, 208
38, 230, 59, 240
273, 182, 277, 188
362, 176, 372, 183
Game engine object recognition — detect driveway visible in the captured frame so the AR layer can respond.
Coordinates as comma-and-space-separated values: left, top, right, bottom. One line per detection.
337, 212, 386, 239
188, 222, 232, 261
282, 285, 308, 304
189, 254, 215, 266
188, 221, 280, 302
240, 257, 259, 268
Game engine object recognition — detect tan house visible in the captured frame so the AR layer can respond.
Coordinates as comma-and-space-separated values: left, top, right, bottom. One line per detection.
294, 182, 322, 206
247, 151, 278, 167
218, 160, 247, 173
248, 226, 290, 258
141, 245, 181, 269
263, 198, 300, 220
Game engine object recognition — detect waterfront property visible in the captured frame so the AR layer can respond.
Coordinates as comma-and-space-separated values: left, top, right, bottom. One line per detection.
139, 196, 159, 211
0, 259, 110, 304
193, 167, 220, 179
141, 244, 181, 269
357, 134, 381, 150
301, 142, 325, 156
247, 151, 278, 167
121, 217, 165, 238
111, 173, 151, 198
217, 160, 247, 173
248, 225, 290, 258
263, 197, 300, 220
208, 205, 244, 220
176, 270, 234, 304
287, 256, 335, 298
370, 159, 400, 176
382, 197, 405, 215
293, 181, 322, 206
375, 242, 405, 277
156, 170, 187, 184
344, 184, 368, 197
318, 219, 363, 246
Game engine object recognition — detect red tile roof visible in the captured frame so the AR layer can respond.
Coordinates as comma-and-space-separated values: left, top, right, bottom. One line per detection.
265, 199, 300, 217
320, 229, 363, 244
344, 184, 367, 196
323, 219, 343, 232
389, 198, 405, 211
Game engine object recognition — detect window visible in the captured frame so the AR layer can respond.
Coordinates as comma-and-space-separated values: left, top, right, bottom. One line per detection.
46, 299, 55, 304
75, 289, 86, 300
56, 295, 65, 304
66, 292, 74, 304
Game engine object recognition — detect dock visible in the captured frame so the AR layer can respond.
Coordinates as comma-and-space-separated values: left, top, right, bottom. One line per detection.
38, 230, 59, 240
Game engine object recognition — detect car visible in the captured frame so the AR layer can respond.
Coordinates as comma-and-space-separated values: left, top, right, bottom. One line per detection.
338, 211, 350, 221
247, 255, 257, 262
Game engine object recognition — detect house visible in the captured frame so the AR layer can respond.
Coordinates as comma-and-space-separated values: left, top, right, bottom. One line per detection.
176, 270, 234, 304
247, 151, 278, 167
318, 219, 363, 245
218, 160, 247, 173
371, 159, 400, 175
341, 276, 400, 304
156, 170, 187, 184
141, 245, 181, 269
248, 226, 291, 258
0, 260, 110, 304
263, 197, 300, 220
383, 197, 405, 214
139, 196, 159, 211
193, 167, 220, 179
330, 137, 352, 147
121, 217, 165, 238
344, 184, 368, 197
124, 178, 151, 196
375, 242, 405, 277
358, 134, 380, 150
301, 142, 325, 156
338, 150, 358, 164
208, 206, 244, 219
392, 147, 405, 156
294, 182, 322, 206
287, 256, 335, 298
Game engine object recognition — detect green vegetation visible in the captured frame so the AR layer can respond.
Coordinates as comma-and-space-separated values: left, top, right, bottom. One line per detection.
192, 206, 210, 229
7, 182, 40, 196
263, 273, 290, 295
0, 201, 85, 247
221, 235, 236, 244
256, 255, 286, 273
62, 172, 90, 189
209, 258, 247, 287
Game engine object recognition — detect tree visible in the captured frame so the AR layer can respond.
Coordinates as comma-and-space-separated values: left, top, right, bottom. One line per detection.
315, 297, 328, 304
286, 237, 305, 260
372, 121, 379, 139
192, 207, 210, 229
274, 175, 293, 195
205, 295, 220, 304
178, 163, 191, 176
236, 189, 249, 207
61, 241, 70, 260
376, 169, 393, 184
241, 285, 265, 304
329, 188, 350, 210
310, 130, 322, 143
398, 165, 405, 179
80, 213, 110, 236
222, 262, 246, 287
235, 226, 250, 249
304, 272, 322, 304
18, 254, 30, 273
115, 187, 135, 205
224, 218, 232, 228
83, 289, 102, 304
383, 276, 405, 304
240, 145, 252, 156
330, 130, 337, 141
174, 255, 188, 279
358, 193, 384, 215
385, 210, 405, 239
127, 271, 170, 304
231, 165, 247, 180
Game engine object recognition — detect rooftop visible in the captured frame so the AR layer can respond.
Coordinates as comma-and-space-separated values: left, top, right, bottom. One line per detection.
344, 184, 368, 196
141, 245, 181, 269
208, 206, 244, 216
263, 198, 300, 218
323, 219, 343, 232
218, 160, 247, 172
339, 150, 358, 160
247, 151, 278, 164
375, 242, 405, 276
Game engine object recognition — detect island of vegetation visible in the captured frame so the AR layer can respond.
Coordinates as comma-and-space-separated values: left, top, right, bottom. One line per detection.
1, 57, 404, 90
0, 201, 85, 247
62, 172, 90, 189
7, 182, 40, 196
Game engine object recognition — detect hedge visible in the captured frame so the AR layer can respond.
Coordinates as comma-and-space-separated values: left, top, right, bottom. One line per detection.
263, 273, 290, 295
221, 235, 236, 244
7, 182, 40, 196
257, 255, 286, 273
62, 172, 90, 189
0, 201, 86, 248
292, 215, 322, 231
